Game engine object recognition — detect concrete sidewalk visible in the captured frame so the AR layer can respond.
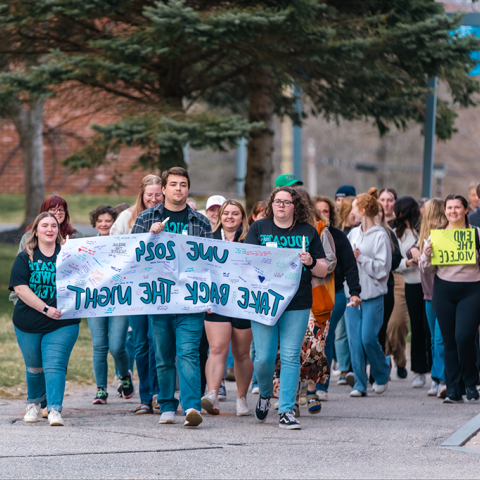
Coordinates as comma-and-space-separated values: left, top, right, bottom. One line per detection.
1, 373, 480, 479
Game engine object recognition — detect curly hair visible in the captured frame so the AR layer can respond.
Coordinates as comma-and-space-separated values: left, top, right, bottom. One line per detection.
390, 196, 421, 240
89, 205, 118, 228
313, 195, 338, 227
264, 187, 315, 229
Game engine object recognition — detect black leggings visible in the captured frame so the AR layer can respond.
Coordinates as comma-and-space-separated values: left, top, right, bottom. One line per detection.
432, 277, 480, 397
405, 283, 431, 374
199, 326, 209, 395
379, 284, 395, 353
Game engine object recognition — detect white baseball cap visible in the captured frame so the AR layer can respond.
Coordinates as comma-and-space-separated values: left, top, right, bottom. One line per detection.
206, 195, 226, 211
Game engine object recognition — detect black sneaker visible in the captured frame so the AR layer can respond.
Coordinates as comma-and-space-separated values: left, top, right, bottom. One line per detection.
254, 396, 271, 423
92, 388, 108, 405
397, 366, 408, 379
443, 396, 463, 404
279, 411, 301, 430
117, 371, 134, 399
466, 386, 479, 402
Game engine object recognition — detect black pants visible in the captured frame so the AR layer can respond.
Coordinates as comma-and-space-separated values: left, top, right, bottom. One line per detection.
405, 282, 431, 374
379, 284, 395, 353
432, 277, 480, 397
199, 326, 209, 395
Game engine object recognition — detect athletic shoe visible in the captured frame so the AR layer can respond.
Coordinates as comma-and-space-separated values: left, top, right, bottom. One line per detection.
437, 383, 447, 399
218, 379, 227, 401
350, 389, 366, 397
273, 401, 279, 410
371, 382, 376, 392
251, 387, 260, 394
396, 366, 408, 379
443, 396, 463, 404
48, 409, 64, 426
427, 381, 439, 397
184, 408, 203, 427
345, 372, 355, 388
225, 368, 236, 381
159, 411, 176, 424
117, 371, 134, 399
279, 411, 301, 430
316, 391, 328, 402
337, 376, 347, 385
293, 403, 300, 418
298, 384, 307, 405
254, 396, 271, 423
24, 403, 42, 423
412, 373, 426, 388
374, 382, 388, 395
466, 386, 479, 402
236, 396, 250, 416
201, 390, 220, 415
92, 388, 108, 405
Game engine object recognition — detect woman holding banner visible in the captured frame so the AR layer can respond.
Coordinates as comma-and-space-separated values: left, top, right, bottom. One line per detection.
244, 186, 328, 430
201, 200, 253, 417
109, 174, 163, 414
9, 213, 80, 426
420, 194, 480, 403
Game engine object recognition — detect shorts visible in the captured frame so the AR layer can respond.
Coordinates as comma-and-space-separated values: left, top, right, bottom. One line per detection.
205, 313, 251, 330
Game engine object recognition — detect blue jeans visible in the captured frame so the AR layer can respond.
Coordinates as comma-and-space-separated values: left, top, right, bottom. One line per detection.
251, 309, 310, 414
150, 313, 204, 413
87, 316, 130, 388
250, 340, 258, 389
318, 290, 347, 392
15, 324, 79, 412
425, 300, 445, 383
345, 296, 390, 394
130, 314, 160, 404
335, 315, 351, 373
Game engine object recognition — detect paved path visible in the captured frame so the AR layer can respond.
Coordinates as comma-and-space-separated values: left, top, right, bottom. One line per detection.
1, 373, 480, 479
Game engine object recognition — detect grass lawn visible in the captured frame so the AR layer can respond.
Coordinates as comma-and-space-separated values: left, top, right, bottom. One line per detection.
0, 243, 113, 392
0, 194, 208, 225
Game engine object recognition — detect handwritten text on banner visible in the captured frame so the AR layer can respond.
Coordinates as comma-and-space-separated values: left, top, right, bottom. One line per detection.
431, 228, 476, 266
56, 233, 303, 326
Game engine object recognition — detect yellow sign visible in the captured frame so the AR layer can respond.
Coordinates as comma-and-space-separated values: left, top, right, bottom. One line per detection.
431, 228, 476, 265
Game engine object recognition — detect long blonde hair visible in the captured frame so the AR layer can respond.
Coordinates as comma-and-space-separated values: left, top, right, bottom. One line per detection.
213, 199, 249, 242
338, 197, 354, 230
418, 198, 446, 253
25, 212, 63, 261
128, 174, 162, 228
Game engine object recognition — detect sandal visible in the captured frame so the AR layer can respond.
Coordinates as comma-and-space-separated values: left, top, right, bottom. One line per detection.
293, 403, 300, 418
134, 403, 153, 415
306, 394, 322, 415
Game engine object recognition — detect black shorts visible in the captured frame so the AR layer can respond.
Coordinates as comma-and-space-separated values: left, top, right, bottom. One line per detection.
205, 313, 251, 330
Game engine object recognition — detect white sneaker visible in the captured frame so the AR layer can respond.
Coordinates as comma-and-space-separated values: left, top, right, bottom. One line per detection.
412, 373, 426, 388
316, 391, 329, 402
236, 396, 251, 416
437, 383, 447, 399
158, 411, 175, 424
184, 408, 203, 427
371, 382, 377, 392
24, 403, 42, 423
427, 381, 439, 396
374, 383, 388, 395
48, 409, 64, 426
350, 389, 366, 398
273, 400, 279, 410
251, 387, 260, 394
345, 372, 355, 388
201, 390, 220, 415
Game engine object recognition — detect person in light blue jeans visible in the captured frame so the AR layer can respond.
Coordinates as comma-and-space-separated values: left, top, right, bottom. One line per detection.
88, 315, 134, 402
335, 316, 351, 373
15, 324, 79, 413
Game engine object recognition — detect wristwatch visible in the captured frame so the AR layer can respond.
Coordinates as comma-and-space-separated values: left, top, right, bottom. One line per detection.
43, 305, 49, 315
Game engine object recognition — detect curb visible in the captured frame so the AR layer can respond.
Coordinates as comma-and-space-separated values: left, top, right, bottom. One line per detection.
441, 412, 480, 455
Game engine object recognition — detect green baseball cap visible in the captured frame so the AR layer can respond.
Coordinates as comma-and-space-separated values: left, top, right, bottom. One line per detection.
275, 173, 304, 188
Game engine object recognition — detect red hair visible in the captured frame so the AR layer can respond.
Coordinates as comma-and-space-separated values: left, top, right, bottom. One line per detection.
25, 195, 77, 238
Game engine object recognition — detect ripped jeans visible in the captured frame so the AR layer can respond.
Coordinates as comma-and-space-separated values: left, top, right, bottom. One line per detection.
14, 325, 79, 412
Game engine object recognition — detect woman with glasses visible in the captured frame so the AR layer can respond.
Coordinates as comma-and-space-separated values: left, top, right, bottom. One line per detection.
244, 187, 328, 430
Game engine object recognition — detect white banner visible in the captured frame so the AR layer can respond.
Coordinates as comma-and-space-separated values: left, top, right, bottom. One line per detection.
56, 232, 303, 326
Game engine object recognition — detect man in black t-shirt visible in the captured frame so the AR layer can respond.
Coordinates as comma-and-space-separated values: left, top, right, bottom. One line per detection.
132, 167, 212, 428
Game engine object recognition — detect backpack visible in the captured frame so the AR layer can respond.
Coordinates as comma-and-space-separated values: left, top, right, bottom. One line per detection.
311, 221, 336, 324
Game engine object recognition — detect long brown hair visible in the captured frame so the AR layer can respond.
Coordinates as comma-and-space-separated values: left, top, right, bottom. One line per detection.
313, 195, 338, 228
248, 201, 267, 226
25, 213, 63, 261
444, 194, 469, 228
264, 187, 314, 229
213, 200, 249, 242
128, 174, 162, 228
418, 198, 446, 253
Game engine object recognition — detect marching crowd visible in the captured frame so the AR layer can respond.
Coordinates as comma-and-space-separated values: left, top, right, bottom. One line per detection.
8, 167, 480, 430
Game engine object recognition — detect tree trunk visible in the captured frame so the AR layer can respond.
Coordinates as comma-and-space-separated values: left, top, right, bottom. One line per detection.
10, 99, 46, 229
245, 68, 275, 213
